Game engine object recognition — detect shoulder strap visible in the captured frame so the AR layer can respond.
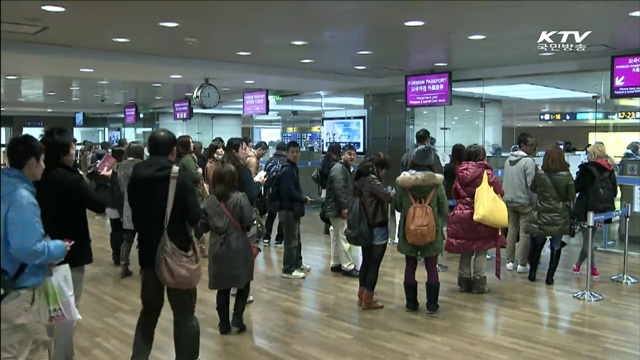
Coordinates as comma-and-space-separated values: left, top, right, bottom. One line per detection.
406, 189, 418, 205
164, 166, 179, 228
12, 264, 27, 281
425, 187, 437, 204
220, 200, 244, 233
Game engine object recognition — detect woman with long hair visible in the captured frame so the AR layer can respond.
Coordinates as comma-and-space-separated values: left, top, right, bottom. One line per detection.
572, 143, 617, 277
118, 142, 145, 278
444, 144, 465, 201
446, 145, 505, 294
176, 135, 204, 200
205, 139, 225, 189
222, 137, 262, 206
200, 163, 255, 335
106, 147, 126, 266
526, 147, 575, 285
353, 152, 394, 310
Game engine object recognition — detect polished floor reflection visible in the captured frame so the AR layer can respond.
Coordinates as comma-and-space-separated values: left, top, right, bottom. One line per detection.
74, 213, 640, 360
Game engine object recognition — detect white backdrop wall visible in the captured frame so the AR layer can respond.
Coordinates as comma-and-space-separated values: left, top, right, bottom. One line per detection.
158, 113, 242, 144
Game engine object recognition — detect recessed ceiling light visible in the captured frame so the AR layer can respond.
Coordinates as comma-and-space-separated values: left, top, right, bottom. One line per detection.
70, 86, 79, 90
112, 38, 130, 43
79, 68, 94, 72
422, 111, 427, 114
395, 99, 403, 102
404, 20, 425, 27
152, 83, 162, 87
221, 87, 230, 91
94, 94, 101, 97
354, 66, 367, 70
629, 10, 640, 17
170, 74, 182, 79
59, 100, 66, 103
468, 34, 487, 40
1, 108, 4, 111
244, 80, 255, 84
129, 100, 136, 103
17, 98, 24, 102
47, 109, 53, 112
47, 91, 56, 96
236, 51, 252, 56
453, 83, 598, 100
452, 122, 456, 124
5, 75, 19, 80
454, 117, 458, 120
115, 102, 121, 105
72, 97, 79, 101
121, 90, 128, 93
41, 5, 65, 12
159, 21, 179, 28
185, 92, 193, 96
290, 41, 308, 46
98, 80, 109, 84
465, 109, 470, 111
357, 50, 373, 55
434, 62, 448, 66
300, 59, 314, 63
155, 96, 162, 100
539, 52, 555, 56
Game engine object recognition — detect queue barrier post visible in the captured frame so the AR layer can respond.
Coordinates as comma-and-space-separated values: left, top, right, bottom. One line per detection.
611, 204, 638, 285
573, 211, 605, 302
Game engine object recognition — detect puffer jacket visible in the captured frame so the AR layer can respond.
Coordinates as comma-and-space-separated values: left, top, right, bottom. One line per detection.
502, 150, 537, 206
526, 170, 575, 236
354, 171, 393, 227
445, 161, 506, 253
325, 161, 353, 218
394, 170, 448, 258
573, 160, 617, 222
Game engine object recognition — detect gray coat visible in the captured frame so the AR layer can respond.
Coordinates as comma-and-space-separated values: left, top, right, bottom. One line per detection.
502, 150, 537, 207
200, 192, 255, 290
118, 158, 142, 230
325, 161, 353, 218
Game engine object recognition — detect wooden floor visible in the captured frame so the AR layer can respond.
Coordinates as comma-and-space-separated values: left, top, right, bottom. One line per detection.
74, 212, 640, 360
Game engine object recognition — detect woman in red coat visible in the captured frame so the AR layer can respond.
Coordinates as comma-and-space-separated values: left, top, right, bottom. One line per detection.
445, 144, 505, 294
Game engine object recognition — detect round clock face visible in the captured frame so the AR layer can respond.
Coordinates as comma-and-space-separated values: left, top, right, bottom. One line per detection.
196, 83, 220, 109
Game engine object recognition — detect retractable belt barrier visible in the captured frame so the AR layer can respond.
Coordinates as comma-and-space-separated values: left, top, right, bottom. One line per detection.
574, 204, 636, 303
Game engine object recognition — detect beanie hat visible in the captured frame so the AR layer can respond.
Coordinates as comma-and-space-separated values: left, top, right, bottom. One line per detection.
276, 142, 286, 151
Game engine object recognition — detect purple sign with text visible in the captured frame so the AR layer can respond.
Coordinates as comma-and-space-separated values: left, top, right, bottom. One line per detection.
611, 55, 640, 99
405, 72, 452, 107
173, 99, 192, 120
124, 105, 137, 123
243, 91, 268, 115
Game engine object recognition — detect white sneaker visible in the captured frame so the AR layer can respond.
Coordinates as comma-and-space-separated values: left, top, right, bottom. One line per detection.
282, 270, 306, 279
506, 262, 515, 271
517, 264, 529, 273
246, 295, 254, 304
298, 264, 311, 273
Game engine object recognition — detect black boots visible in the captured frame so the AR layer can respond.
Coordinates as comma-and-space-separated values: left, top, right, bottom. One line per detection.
425, 282, 440, 314
231, 290, 249, 333
457, 276, 472, 293
216, 304, 231, 335
528, 237, 546, 282
546, 248, 562, 286
403, 282, 419, 312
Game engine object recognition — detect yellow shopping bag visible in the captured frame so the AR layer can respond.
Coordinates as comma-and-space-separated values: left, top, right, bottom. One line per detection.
473, 171, 508, 228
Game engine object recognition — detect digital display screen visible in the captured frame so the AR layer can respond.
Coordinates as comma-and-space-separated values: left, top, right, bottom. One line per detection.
322, 116, 365, 155
405, 72, 452, 107
124, 105, 137, 123
243, 90, 269, 115
75, 112, 84, 126
173, 99, 192, 120
109, 130, 121, 146
610, 54, 640, 99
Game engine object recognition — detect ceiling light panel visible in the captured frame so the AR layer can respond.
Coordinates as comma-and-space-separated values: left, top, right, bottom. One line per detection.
41, 5, 65, 12
468, 34, 487, 40
112, 38, 130, 43
294, 97, 364, 106
357, 50, 373, 55
453, 83, 598, 100
236, 51, 252, 56
404, 20, 425, 27
159, 21, 179, 28
290, 41, 308, 46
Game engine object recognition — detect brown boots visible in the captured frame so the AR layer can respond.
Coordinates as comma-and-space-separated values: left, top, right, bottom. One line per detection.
357, 287, 365, 307
362, 291, 384, 310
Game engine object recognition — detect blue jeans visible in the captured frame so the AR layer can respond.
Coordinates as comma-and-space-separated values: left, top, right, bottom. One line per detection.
372, 226, 389, 245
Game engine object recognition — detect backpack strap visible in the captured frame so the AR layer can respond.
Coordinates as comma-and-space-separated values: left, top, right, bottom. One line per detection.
164, 166, 179, 228
425, 187, 437, 204
406, 189, 418, 205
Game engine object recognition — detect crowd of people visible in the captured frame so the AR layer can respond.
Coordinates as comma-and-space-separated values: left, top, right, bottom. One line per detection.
0, 125, 621, 360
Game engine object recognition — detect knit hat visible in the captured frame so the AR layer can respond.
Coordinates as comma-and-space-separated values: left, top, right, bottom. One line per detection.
276, 141, 286, 151
412, 145, 436, 167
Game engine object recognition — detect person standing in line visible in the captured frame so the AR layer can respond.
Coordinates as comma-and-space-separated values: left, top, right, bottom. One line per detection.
193, 141, 207, 173
572, 143, 617, 278
118, 142, 145, 278
128, 129, 201, 360
262, 141, 287, 246
106, 147, 126, 267
117, 138, 129, 149
326, 144, 359, 277
204, 139, 224, 190
246, 141, 268, 178
176, 136, 206, 255
353, 152, 394, 309
446, 145, 505, 294
279, 141, 313, 279
200, 164, 255, 334
526, 147, 576, 285
503, 132, 538, 273
36, 127, 107, 360
1, 135, 70, 360
443, 144, 466, 203
395, 146, 448, 314
320, 142, 341, 235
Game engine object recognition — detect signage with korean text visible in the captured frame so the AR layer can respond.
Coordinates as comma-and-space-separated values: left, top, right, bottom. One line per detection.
405, 72, 452, 107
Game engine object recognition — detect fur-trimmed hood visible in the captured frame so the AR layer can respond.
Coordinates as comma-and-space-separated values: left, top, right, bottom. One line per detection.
396, 170, 444, 188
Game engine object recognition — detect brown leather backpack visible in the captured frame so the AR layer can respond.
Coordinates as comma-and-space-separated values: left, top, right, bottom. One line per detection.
404, 188, 437, 246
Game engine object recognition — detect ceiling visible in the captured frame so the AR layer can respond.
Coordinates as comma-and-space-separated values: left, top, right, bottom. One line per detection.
1, 1, 639, 115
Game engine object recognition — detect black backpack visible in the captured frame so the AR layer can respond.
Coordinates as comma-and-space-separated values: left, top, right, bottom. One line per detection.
586, 166, 615, 213
345, 186, 377, 247
266, 162, 286, 214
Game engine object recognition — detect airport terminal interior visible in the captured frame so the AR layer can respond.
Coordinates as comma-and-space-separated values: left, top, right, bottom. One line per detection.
1, 1, 639, 359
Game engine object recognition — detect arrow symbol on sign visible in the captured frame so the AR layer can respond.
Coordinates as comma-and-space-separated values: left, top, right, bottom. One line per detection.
615, 76, 625, 86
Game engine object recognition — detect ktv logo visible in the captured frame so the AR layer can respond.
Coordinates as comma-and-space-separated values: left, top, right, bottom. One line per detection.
536, 31, 591, 53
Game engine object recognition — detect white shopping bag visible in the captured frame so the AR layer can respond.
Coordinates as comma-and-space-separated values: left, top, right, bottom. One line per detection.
42, 264, 81, 324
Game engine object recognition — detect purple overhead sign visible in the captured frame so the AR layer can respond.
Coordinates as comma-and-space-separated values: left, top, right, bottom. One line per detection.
611, 55, 640, 99
243, 91, 268, 115
173, 99, 192, 120
124, 105, 137, 123
405, 72, 452, 107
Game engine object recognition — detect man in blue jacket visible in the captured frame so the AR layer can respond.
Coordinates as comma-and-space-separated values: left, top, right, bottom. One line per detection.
1, 135, 69, 359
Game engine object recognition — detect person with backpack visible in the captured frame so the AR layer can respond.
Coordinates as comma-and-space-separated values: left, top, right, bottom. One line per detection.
525, 147, 576, 285
394, 145, 448, 314
278, 141, 313, 279
445, 145, 505, 294
572, 143, 617, 278
326, 144, 359, 277
262, 142, 287, 246
316, 142, 341, 234
353, 153, 394, 310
